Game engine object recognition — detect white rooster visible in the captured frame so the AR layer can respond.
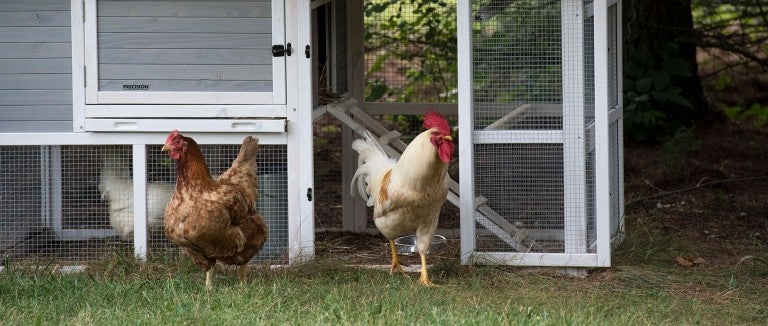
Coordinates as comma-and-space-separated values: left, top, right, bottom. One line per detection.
351, 111, 454, 286
99, 155, 174, 241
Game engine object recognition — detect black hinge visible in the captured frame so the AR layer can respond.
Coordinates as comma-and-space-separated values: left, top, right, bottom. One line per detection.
272, 43, 292, 57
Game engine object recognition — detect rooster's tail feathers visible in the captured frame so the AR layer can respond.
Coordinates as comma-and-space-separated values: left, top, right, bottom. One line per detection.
349, 134, 394, 205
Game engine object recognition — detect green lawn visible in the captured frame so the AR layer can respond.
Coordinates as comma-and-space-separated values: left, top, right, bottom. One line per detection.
1, 244, 766, 325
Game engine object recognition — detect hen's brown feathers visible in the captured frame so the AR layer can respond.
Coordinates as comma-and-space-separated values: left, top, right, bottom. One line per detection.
163, 134, 267, 275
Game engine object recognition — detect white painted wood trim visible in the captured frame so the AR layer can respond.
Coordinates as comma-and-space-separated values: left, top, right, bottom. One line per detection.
85, 105, 287, 118
562, 0, 587, 256
71, 0, 86, 132
83, 119, 286, 133
95, 92, 276, 105
471, 252, 599, 267
285, 0, 315, 264
457, 0, 476, 265
0, 133, 288, 146
132, 145, 148, 260
593, 0, 612, 267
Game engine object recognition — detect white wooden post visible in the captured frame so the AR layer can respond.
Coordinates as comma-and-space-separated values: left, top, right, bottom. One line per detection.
593, 0, 612, 267
132, 145, 148, 260
562, 1, 587, 269
457, 0, 476, 265
286, 0, 315, 263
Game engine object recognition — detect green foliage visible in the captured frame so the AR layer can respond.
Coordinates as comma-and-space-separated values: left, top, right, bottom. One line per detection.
724, 103, 768, 127
472, 1, 562, 104
624, 43, 693, 143
364, 0, 457, 103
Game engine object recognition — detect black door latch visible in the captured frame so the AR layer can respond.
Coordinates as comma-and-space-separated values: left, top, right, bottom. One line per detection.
272, 43, 292, 57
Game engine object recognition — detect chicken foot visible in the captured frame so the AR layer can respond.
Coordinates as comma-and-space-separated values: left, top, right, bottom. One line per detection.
389, 239, 404, 275
418, 252, 436, 287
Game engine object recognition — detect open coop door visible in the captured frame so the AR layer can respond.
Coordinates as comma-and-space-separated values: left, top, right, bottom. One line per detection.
458, 0, 623, 270
76, 0, 288, 130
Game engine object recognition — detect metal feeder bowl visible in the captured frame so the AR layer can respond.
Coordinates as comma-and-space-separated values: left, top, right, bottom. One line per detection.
394, 234, 447, 255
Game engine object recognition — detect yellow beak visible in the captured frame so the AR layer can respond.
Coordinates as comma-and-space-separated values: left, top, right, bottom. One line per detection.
443, 135, 453, 141
161, 144, 172, 151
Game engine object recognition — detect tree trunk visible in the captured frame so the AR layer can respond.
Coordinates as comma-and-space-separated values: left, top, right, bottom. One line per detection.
623, 0, 711, 127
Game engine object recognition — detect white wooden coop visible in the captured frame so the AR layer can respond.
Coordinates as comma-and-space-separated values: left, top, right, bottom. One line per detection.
0, 0, 314, 265
0, 0, 623, 271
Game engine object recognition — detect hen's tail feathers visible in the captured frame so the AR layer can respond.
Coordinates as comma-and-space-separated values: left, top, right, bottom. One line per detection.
218, 212, 268, 266
350, 131, 394, 206
234, 136, 260, 170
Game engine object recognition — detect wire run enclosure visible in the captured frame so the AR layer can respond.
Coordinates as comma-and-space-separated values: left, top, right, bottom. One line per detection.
458, 0, 624, 267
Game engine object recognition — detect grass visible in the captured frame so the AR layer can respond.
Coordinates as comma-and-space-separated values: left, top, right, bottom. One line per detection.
1, 243, 767, 325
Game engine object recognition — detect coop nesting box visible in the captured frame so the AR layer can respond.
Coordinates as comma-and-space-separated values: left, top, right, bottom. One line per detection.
457, 0, 624, 268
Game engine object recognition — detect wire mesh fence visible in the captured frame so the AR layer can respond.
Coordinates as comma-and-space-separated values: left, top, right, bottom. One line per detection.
0, 143, 289, 265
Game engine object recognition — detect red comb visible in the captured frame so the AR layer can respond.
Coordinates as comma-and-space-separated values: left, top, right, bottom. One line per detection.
423, 110, 451, 135
166, 129, 179, 143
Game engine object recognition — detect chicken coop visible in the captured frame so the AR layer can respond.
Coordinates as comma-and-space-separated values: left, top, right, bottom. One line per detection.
0, 0, 314, 266
0, 0, 623, 272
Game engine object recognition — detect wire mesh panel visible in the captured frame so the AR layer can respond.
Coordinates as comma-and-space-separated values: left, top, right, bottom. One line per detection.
0, 143, 288, 265
0, 146, 44, 261
463, 0, 619, 266
1, 145, 126, 263
474, 143, 564, 252
472, 0, 562, 130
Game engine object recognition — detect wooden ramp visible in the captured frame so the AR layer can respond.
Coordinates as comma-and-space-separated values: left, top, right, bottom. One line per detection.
313, 97, 541, 252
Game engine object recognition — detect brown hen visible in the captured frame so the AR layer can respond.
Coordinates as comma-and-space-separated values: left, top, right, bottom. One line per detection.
162, 130, 267, 289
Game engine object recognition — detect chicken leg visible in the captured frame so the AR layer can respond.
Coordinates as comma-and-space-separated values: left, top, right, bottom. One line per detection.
205, 269, 213, 289
418, 251, 436, 287
238, 265, 248, 284
389, 239, 403, 275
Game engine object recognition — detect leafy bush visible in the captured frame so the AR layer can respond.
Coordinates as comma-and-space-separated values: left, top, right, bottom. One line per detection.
724, 103, 768, 127
364, 0, 457, 103
624, 43, 693, 143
